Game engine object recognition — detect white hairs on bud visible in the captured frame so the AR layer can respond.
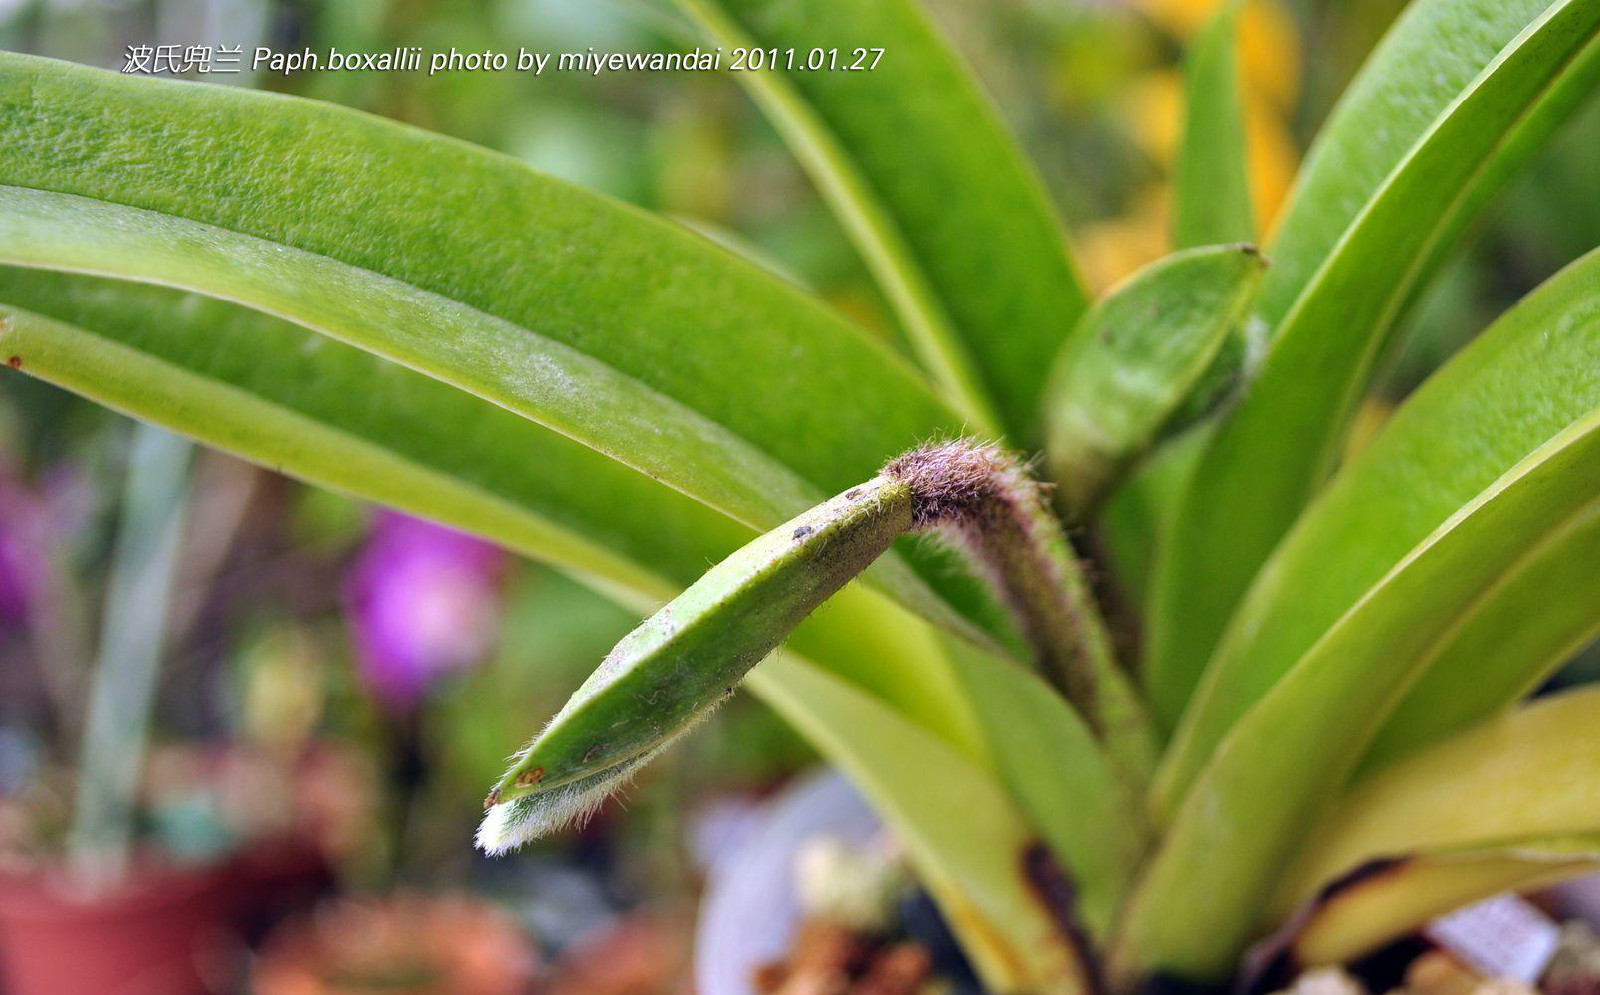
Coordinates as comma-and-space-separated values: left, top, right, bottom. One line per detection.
475, 699, 724, 855
476, 748, 653, 855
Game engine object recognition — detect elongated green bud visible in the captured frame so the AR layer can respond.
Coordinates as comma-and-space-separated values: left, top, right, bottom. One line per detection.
1043, 244, 1266, 519
480, 441, 1158, 854
478, 475, 914, 852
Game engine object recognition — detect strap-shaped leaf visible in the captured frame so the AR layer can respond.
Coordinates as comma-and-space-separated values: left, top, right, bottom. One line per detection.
0, 269, 731, 601
0, 54, 1014, 647
674, 0, 1089, 442
1146, 0, 1600, 726
1171, 0, 1253, 249
1043, 244, 1265, 519
1116, 409, 1600, 984
751, 654, 1100, 995
1274, 687, 1600, 918
0, 268, 983, 747
1256, 0, 1556, 326
1286, 837, 1600, 969
1361, 501, 1600, 770
1095, 428, 1209, 611
1154, 247, 1600, 819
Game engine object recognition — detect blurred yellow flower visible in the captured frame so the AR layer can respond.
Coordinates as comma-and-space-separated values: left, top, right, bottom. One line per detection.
1128, 0, 1301, 111
1077, 0, 1302, 290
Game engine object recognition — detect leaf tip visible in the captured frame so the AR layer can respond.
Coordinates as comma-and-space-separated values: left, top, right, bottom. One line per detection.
1234, 242, 1270, 267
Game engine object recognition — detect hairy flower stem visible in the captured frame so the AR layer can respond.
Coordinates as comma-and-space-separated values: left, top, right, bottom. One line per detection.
887, 442, 1156, 777
482, 439, 1156, 854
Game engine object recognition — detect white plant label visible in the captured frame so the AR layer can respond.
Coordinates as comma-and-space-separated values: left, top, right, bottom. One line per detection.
1423, 893, 1561, 982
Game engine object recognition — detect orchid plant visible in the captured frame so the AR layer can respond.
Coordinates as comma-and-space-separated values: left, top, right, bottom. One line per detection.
0, 0, 1596, 989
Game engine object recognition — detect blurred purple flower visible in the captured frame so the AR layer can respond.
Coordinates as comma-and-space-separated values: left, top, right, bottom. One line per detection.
344, 511, 504, 712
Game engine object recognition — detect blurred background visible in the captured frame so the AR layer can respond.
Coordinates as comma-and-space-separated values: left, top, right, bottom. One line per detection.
0, 0, 1596, 992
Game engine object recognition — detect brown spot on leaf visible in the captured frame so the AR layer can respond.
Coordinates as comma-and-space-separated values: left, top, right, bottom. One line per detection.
582, 743, 608, 764
483, 787, 501, 811
1314, 855, 1408, 903
516, 767, 545, 788
6, 356, 19, 370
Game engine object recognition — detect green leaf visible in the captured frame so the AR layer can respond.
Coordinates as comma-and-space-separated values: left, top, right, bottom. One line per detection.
479, 476, 915, 845
1042, 245, 1265, 519
1360, 501, 1600, 771
1171, 0, 1253, 250
0, 54, 1008, 647
1159, 0, 1262, 450
1256, 0, 1558, 327
750, 654, 1101, 995
0, 269, 721, 603
1116, 407, 1600, 984
1153, 247, 1600, 820
674, 0, 1089, 443
1096, 428, 1208, 611
1274, 686, 1600, 919
1146, 1, 1600, 727
0, 268, 982, 749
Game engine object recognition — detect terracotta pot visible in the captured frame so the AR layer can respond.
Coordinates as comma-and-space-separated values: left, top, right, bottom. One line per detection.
0, 857, 236, 995
0, 840, 328, 995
